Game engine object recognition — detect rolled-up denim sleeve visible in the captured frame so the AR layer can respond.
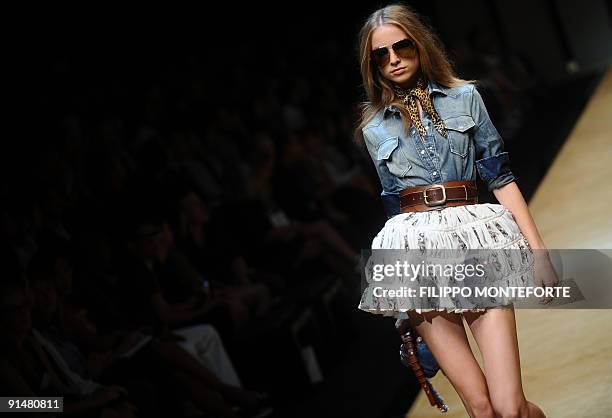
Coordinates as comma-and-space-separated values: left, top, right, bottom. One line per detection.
470, 87, 516, 191
362, 128, 400, 219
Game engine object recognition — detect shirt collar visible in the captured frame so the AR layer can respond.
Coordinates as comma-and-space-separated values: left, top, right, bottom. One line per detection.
383, 80, 451, 117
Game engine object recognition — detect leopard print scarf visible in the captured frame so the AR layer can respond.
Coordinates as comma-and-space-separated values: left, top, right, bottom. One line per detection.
393, 77, 447, 139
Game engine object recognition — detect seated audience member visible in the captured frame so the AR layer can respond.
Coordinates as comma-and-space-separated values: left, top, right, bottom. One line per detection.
0, 279, 137, 418
169, 188, 275, 322
26, 247, 274, 418
115, 216, 234, 338
236, 132, 362, 277
27, 250, 161, 417
156, 218, 272, 331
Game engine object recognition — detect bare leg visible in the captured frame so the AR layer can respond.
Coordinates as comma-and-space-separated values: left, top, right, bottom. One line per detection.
463, 306, 546, 418
408, 310, 495, 417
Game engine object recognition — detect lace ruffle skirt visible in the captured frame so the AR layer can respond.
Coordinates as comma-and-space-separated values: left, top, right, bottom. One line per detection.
358, 203, 534, 318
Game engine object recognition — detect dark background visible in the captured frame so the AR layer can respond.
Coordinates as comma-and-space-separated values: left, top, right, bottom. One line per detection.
2, 1, 611, 417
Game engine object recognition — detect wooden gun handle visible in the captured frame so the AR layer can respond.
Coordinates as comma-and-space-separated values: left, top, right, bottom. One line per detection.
399, 329, 449, 412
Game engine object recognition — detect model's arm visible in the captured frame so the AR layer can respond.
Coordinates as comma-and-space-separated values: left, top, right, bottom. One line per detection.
493, 181, 560, 302
492, 181, 546, 250
469, 84, 559, 301
469, 85, 548, 251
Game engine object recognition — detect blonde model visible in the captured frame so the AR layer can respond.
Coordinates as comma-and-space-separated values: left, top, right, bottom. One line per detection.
355, 4, 559, 417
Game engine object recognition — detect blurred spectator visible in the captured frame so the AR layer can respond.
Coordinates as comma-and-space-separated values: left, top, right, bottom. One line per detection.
0, 279, 137, 418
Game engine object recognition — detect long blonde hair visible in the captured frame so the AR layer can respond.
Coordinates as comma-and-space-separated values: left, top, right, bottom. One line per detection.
354, 3, 472, 142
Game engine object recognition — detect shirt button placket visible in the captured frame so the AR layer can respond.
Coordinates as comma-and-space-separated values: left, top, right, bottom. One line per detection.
425, 121, 440, 180
429, 124, 440, 181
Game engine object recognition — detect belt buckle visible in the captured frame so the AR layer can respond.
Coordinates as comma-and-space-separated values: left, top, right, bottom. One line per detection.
423, 184, 447, 206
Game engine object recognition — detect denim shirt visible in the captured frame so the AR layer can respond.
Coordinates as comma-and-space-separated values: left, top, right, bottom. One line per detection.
362, 80, 515, 218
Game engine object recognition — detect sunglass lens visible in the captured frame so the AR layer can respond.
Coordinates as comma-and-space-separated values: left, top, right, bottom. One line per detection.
371, 48, 389, 66
394, 39, 416, 58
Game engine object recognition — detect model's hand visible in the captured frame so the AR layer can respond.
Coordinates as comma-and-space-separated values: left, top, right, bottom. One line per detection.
533, 251, 560, 304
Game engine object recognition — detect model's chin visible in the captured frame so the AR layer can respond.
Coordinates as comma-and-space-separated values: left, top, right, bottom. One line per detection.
393, 72, 418, 86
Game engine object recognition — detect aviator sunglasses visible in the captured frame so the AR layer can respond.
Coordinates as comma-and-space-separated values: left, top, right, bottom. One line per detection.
370, 38, 417, 67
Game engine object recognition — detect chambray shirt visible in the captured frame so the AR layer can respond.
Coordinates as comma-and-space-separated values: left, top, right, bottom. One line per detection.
362, 80, 515, 218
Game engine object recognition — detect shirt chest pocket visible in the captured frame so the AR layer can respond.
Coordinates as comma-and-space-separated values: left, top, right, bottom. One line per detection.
444, 115, 475, 158
377, 136, 412, 177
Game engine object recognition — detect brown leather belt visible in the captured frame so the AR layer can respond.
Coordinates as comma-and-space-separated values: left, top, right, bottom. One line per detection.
400, 180, 478, 213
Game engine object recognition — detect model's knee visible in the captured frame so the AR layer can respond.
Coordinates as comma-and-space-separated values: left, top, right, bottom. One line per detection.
526, 400, 546, 418
466, 395, 495, 418
493, 397, 529, 418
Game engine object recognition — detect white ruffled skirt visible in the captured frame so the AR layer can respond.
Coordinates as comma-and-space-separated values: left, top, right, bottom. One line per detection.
358, 203, 534, 318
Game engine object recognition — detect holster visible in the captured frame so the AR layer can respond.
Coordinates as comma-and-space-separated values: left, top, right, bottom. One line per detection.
398, 325, 449, 413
